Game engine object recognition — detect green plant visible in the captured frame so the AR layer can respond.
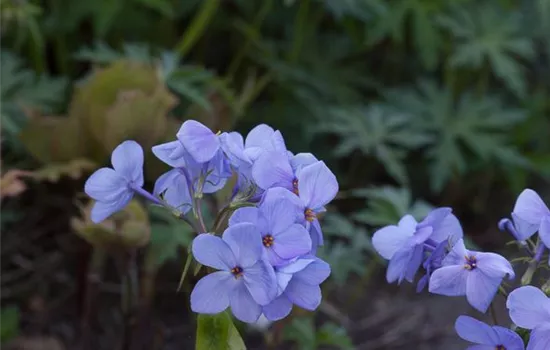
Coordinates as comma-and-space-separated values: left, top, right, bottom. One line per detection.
283, 316, 353, 350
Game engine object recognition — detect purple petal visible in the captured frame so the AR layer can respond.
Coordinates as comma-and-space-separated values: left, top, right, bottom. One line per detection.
252, 151, 294, 191
285, 280, 322, 311
290, 153, 318, 174
90, 195, 132, 223
466, 270, 501, 312
154, 169, 192, 212
264, 248, 288, 266
309, 219, 324, 249
297, 161, 338, 209
416, 275, 429, 293
220, 131, 249, 165
272, 224, 312, 260
404, 244, 424, 283
430, 213, 463, 243
190, 271, 236, 314
442, 239, 468, 266
428, 265, 468, 296
528, 325, 550, 350
245, 124, 276, 148
493, 326, 526, 349
511, 213, 539, 241
277, 258, 315, 274
192, 234, 236, 270
177, 120, 220, 163
372, 224, 415, 260
418, 208, 452, 229
412, 226, 434, 245
506, 286, 550, 329
476, 252, 515, 280
223, 223, 263, 268
243, 259, 277, 305
262, 295, 293, 321
513, 189, 550, 225
111, 140, 144, 186
152, 140, 187, 168
292, 258, 331, 285
261, 188, 302, 233
85, 168, 129, 202
386, 246, 412, 283
539, 216, 550, 248
229, 207, 260, 226
398, 214, 418, 231
455, 315, 499, 345
229, 282, 262, 323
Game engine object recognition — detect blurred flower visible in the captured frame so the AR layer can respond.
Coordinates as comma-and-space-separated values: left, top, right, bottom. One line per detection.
507, 286, 550, 350
454, 315, 524, 350
512, 189, 550, 240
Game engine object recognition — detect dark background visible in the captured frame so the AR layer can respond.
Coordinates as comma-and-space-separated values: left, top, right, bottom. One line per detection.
1, 0, 549, 349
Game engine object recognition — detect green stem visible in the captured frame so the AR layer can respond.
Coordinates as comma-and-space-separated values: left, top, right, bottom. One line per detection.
174, 0, 221, 59
288, 0, 311, 62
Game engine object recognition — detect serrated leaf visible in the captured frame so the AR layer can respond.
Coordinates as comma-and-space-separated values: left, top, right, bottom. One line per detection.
196, 312, 246, 350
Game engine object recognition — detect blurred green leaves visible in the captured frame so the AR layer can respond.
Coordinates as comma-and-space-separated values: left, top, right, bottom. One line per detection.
196, 312, 245, 350
0, 306, 20, 344
283, 317, 353, 350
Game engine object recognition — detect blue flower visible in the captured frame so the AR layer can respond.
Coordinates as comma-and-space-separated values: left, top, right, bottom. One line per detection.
498, 214, 540, 243
262, 256, 331, 321
190, 223, 277, 323
513, 189, 550, 250
507, 286, 550, 350
84, 141, 144, 223
416, 239, 448, 292
229, 188, 311, 266
429, 238, 515, 313
454, 315, 525, 350
372, 208, 463, 284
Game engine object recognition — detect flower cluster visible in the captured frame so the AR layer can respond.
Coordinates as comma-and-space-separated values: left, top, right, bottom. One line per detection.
84, 120, 337, 323
372, 189, 550, 349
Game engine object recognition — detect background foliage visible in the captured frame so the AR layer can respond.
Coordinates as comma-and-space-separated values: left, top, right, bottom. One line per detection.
1, 0, 549, 348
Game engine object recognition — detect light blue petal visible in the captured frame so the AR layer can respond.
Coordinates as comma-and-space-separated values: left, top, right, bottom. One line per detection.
428, 265, 468, 296
372, 224, 414, 260
262, 295, 293, 321
111, 140, 144, 186
229, 282, 262, 323
455, 315, 499, 345
309, 219, 324, 249
506, 286, 550, 330
277, 258, 315, 274
192, 234, 236, 270
290, 152, 318, 174
190, 271, 236, 314
177, 120, 220, 163
493, 326, 525, 349
223, 223, 263, 268
539, 216, 550, 249
245, 124, 276, 148
398, 214, 418, 231
264, 247, 288, 266
220, 131, 249, 166
252, 151, 294, 191
297, 161, 338, 210
476, 252, 515, 280
386, 246, 412, 283
466, 269, 501, 312
153, 169, 192, 212
417, 207, 452, 230
511, 213, 539, 241
272, 224, 311, 260
442, 238, 469, 266
292, 258, 330, 285
229, 207, 260, 226
85, 168, 128, 202
528, 325, 550, 350
243, 259, 277, 305
285, 280, 322, 311
152, 140, 187, 168
90, 194, 132, 223
513, 189, 550, 226
430, 212, 463, 243
404, 244, 424, 283
261, 188, 302, 233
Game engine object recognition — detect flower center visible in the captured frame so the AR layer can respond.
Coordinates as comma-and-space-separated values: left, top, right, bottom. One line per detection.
495, 346, 506, 350
292, 178, 299, 195
305, 208, 316, 222
262, 234, 274, 247
463, 255, 477, 270
231, 266, 243, 278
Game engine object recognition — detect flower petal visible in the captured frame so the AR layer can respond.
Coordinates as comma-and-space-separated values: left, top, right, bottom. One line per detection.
297, 161, 338, 209
386, 245, 412, 283
229, 281, 262, 323
476, 252, 515, 280
192, 234, 236, 270
398, 214, 418, 231
277, 258, 315, 274
229, 207, 260, 226
261, 188, 302, 233
85, 168, 128, 202
111, 140, 144, 186
245, 124, 276, 148
372, 224, 415, 260
528, 325, 550, 350
220, 131, 249, 165
190, 271, 236, 314
272, 224, 312, 260
539, 216, 550, 248
90, 195, 132, 223
309, 219, 324, 250
511, 213, 539, 241
513, 189, 550, 225
431, 212, 463, 243
428, 265, 468, 296
417, 207, 452, 230
466, 269, 501, 313
493, 326, 526, 349
404, 244, 424, 283
152, 140, 187, 168
154, 169, 192, 212
285, 280, 322, 311
262, 295, 293, 321
290, 153, 318, 174
243, 259, 277, 305
507, 286, 550, 329
442, 239, 468, 266
292, 258, 331, 285
252, 151, 294, 191
455, 315, 499, 345
177, 120, 220, 163
222, 223, 263, 268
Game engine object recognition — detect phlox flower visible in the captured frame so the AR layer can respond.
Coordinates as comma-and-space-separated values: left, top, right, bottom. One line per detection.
229, 188, 311, 266
429, 238, 515, 313
507, 286, 550, 350
262, 256, 331, 321
498, 214, 539, 243
416, 239, 448, 292
513, 189, 550, 246
190, 223, 276, 323
455, 315, 524, 350
372, 208, 463, 284
84, 141, 144, 223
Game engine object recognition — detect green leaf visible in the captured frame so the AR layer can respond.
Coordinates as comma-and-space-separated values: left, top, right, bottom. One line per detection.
283, 317, 353, 350
317, 322, 354, 349
1, 306, 20, 344
196, 312, 246, 350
